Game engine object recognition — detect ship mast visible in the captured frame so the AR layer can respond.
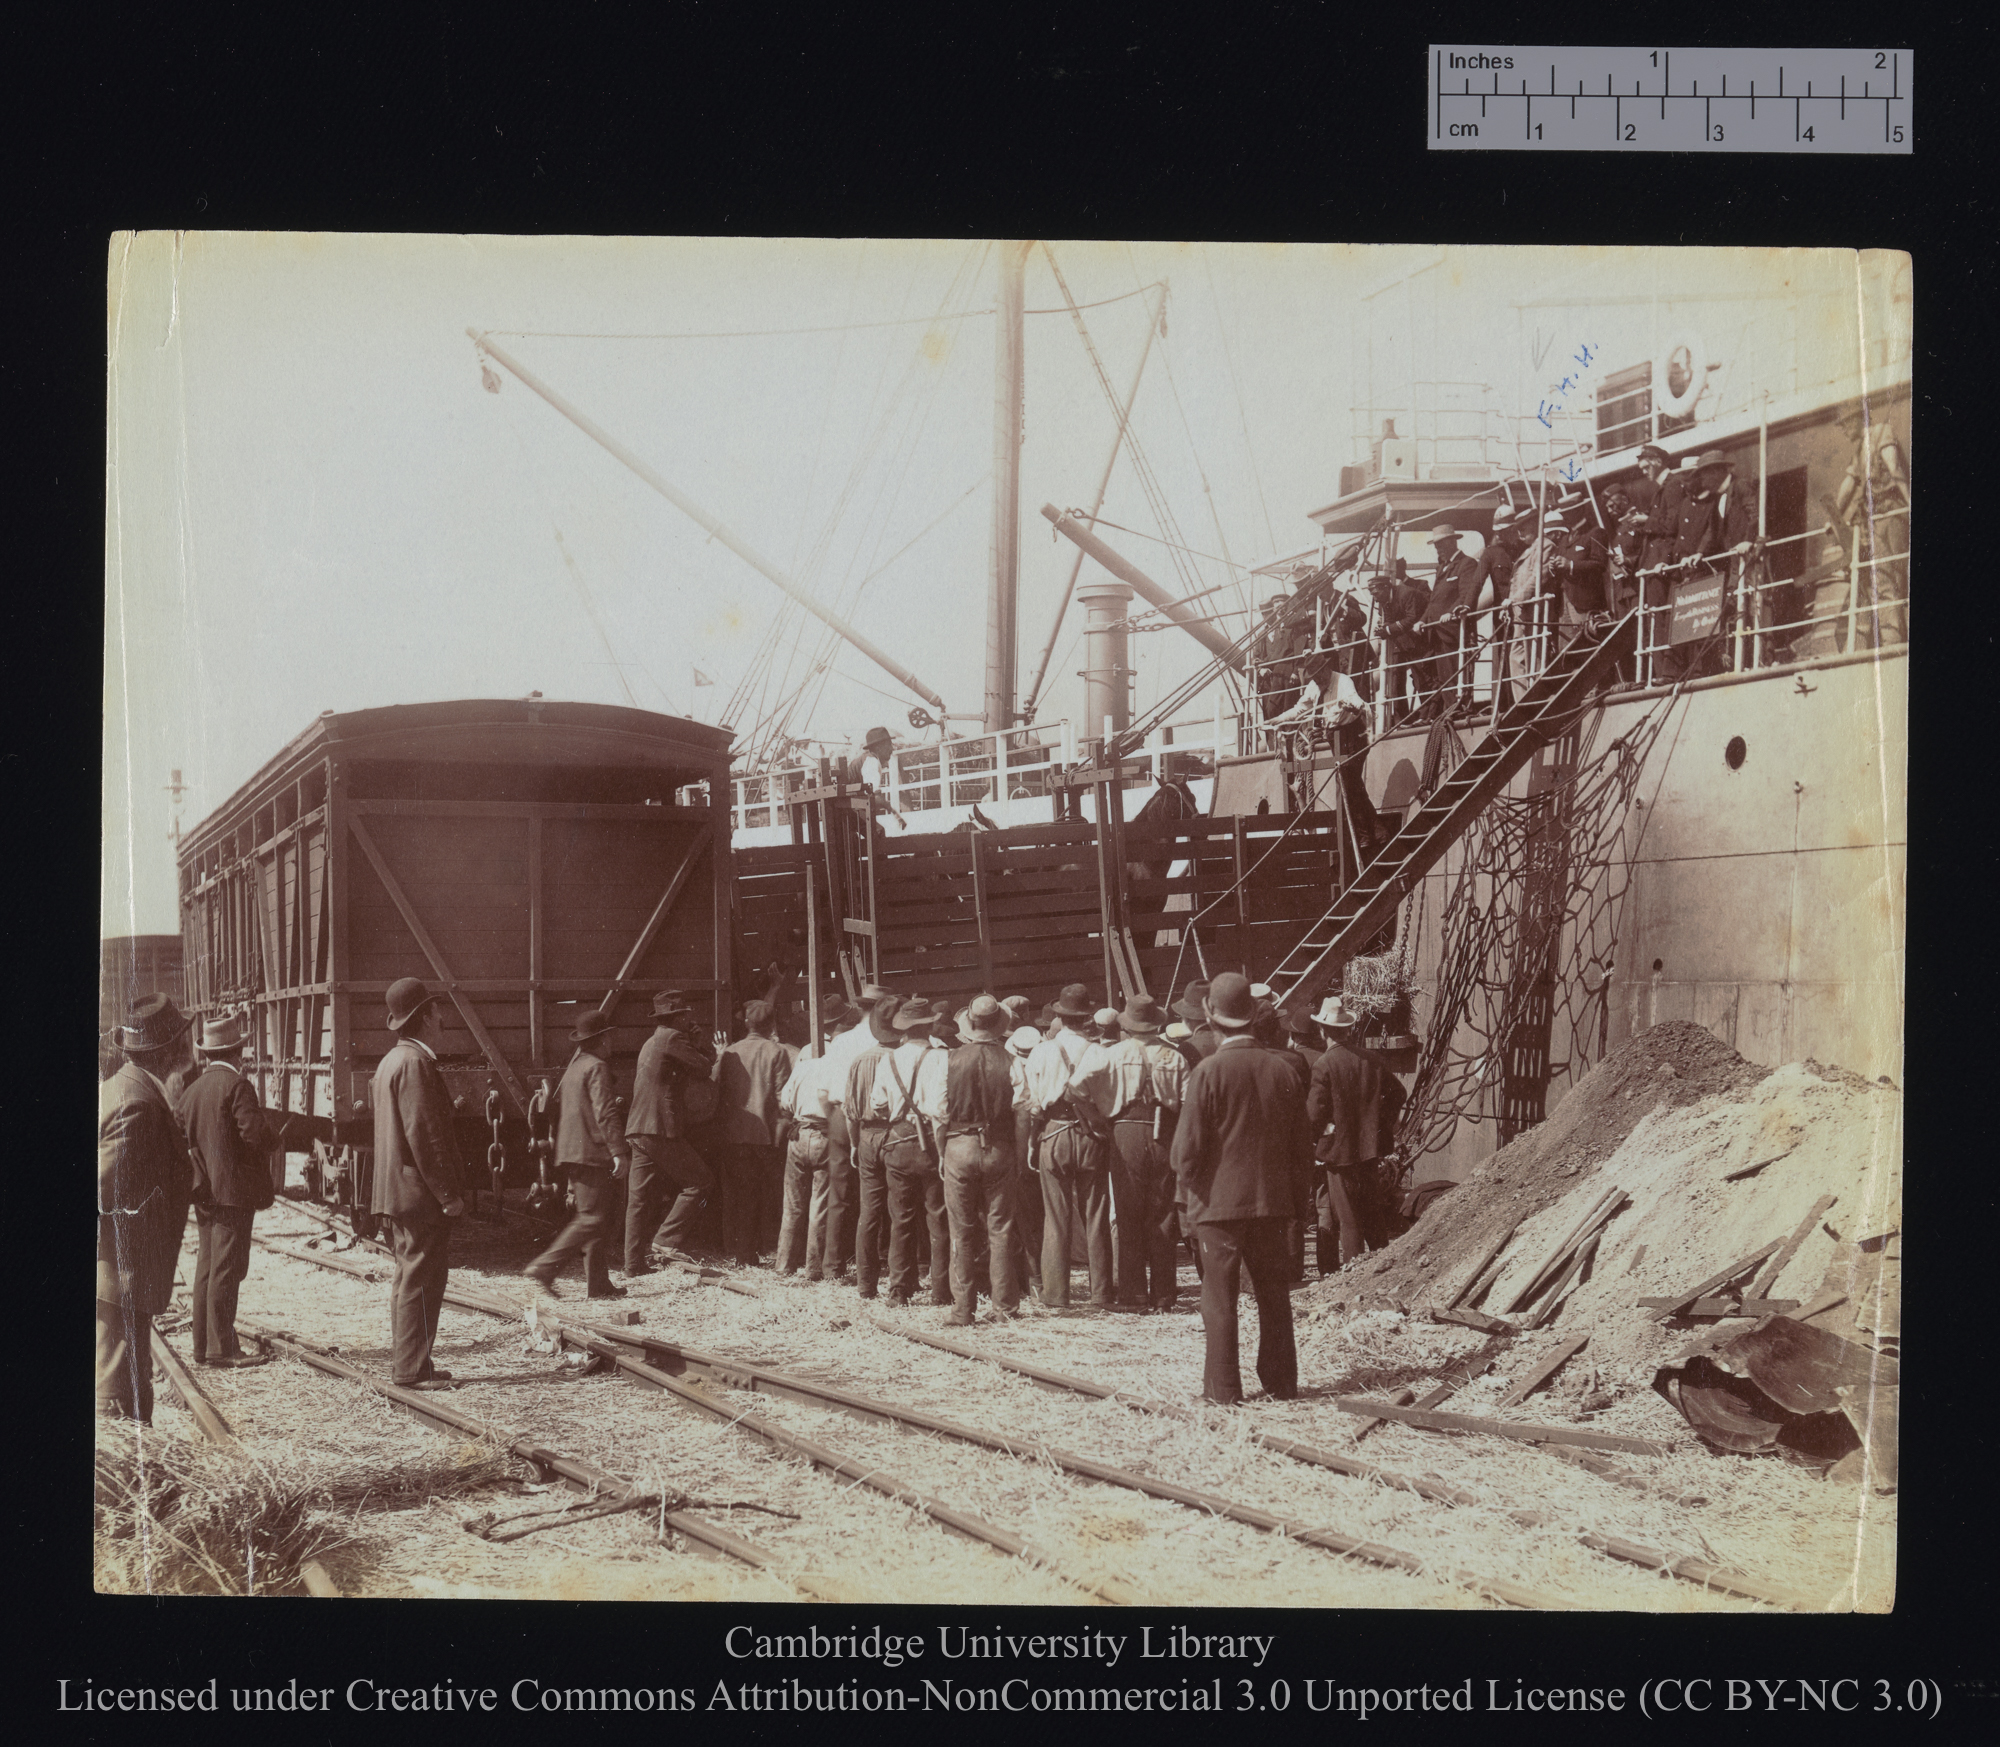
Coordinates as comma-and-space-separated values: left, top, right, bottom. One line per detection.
984, 241, 1030, 733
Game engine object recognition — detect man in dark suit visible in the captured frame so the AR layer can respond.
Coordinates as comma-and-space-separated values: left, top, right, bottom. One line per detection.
1416, 525, 1484, 716
526, 1008, 631, 1299
622, 991, 716, 1273
98, 995, 198, 1423
1306, 996, 1405, 1272
1169, 972, 1313, 1404
176, 1012, 276, 1366
370, 978, 468, 1388
1366, 571, 1430, 724
1668, 449, 1755, 678
1624, 445, 1683, 679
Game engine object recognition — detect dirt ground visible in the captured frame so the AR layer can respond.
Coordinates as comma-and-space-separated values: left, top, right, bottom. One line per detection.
97, 1022, 1896, 1610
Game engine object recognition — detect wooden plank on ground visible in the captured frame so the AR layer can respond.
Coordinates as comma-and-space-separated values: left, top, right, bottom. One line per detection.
1446, 1218, 1520, 1309
1430, 1306, 1518, 1336
1748, 1193, 1838, 1301
1331, 1397, 1674, 1457
1643, 1239, 1783, 1323
1504, 1188, 1624, 1314
1636, 1295, 1802, 1316
1498, 1333, 1590, 1409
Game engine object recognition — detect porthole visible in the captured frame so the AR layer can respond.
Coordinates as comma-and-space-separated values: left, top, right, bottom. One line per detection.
1724, 736, 1747, 771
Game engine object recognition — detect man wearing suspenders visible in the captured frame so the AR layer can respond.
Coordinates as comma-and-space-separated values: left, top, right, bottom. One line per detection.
915, 994, 1026, 1325
1023, 984, 1114, 1311
873, 999, 951, 1307
1074, 994, 1188, 1312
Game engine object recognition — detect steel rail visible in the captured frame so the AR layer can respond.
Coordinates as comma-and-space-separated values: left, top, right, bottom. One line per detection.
232, 1315, 834, 1597
246, 1221, 1136, 1606
259, 1211, 1539, 1605
885, 1324, 1816, 1612
259, 1208, 1793, 1608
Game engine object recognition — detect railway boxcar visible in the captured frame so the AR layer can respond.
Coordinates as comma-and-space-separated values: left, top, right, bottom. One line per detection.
177, 699, 733, 1211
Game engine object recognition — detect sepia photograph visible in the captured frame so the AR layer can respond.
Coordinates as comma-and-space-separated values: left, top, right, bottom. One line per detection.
99, 234, 1906, 1613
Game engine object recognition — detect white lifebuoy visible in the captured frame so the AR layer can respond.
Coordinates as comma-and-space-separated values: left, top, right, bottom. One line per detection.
1655, 330, 1706, 418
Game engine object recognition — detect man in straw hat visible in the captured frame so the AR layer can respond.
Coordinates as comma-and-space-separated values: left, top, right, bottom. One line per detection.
1022, 983, 1114, 1310
1170, 972, 1313, 1404
715, 1001, 796, 1267
525, 1007, 632, 1299
98, 994, 198, 1421
1306, 995, 1406, 1273
870, 998, 952, 1307
371, 978, 472, 1387
774, 998, 858, 1278
622, 991, 718, 1273
911, 995, 1027, 1324
1073, 994, 1187, 1311
177, 1011, 278, 1366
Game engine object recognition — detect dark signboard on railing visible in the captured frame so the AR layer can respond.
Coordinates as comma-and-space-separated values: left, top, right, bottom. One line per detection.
1669, 566, 1729, 645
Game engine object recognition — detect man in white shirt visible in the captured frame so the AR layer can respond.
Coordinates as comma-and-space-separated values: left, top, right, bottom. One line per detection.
818, 981, 896, 1280
774, 999, 856, 1279
1023, 983, 1112, 1310
1073, 995, 1188, 1310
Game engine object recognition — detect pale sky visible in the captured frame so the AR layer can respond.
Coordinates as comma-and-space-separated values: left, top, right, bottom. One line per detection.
103, 236, 1866, 934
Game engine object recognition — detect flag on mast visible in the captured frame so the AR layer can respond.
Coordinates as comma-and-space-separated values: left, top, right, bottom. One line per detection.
692, 666, 714, 687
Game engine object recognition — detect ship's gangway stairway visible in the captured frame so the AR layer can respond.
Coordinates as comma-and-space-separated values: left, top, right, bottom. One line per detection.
1267, 607, 1640, 1017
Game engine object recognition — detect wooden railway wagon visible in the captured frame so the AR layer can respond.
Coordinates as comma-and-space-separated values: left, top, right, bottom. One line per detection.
177, 700, 733, 1203
735, 799, 1361, 1019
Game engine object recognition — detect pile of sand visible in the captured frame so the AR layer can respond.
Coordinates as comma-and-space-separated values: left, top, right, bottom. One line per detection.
1308, 1022, 1902, 1379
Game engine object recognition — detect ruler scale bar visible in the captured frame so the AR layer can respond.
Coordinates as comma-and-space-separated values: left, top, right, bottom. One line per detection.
1431, 46, 1910, 153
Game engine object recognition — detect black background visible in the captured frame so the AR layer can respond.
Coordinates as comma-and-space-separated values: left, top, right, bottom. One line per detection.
16, 1, 1987, 1733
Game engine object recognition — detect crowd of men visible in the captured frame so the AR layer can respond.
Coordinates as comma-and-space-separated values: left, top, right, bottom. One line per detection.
1249, 408, 1909, 733
98, 969, 1412, 1418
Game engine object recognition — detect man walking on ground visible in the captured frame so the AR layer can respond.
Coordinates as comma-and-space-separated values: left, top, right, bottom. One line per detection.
916, 995, 1024, 1325
774, 1000, 854, 1278
176, 1012, 277, 1366
98, 995, 197, 1422
874, 999, 952, 1308
1170, 972, 1312, 1405
715, 1001, 795, 1266
370, 979, 470, 1388
1023, 984, 1114, 1310
623, 992, 715, 1273
1306, 995, 1405, 1273
1075, 994, 1187, 1311
526, 1008, 631, 1299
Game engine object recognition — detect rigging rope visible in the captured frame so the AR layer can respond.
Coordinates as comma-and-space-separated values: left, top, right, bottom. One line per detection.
1391, 686, 1685, 1162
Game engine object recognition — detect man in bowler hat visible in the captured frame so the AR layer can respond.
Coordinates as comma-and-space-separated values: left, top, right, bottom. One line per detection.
623, 991, 717, 1271
177, 1011, 277, 1365
98, 994, 197, 1421
370, 978, 469, 1388
1170, 972, 1313, 1404
525, 1008, 632, 1298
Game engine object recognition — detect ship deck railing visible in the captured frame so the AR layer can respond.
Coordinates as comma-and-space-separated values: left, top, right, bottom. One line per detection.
1244, 507, 1907, 753
730, 712, 1239, 836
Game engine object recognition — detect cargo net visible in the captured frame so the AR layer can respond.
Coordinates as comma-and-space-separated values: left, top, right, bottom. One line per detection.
1393, 692, 1681, 1162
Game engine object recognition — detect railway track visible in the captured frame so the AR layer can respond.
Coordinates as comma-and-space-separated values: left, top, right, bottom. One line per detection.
246, 1215, 1139, 1604
256, 1200, 1820, 1610
233, 1315, 838, 1598
258, 1206, 1580, 1608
